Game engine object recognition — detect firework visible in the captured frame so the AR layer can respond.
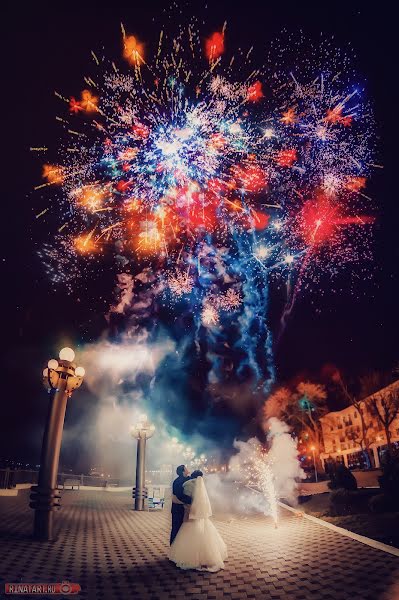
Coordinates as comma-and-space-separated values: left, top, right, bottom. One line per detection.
231, 439, 279, 525
34, 21, 377, 385
167, 268, 194, 297
257, 461, 279, 527
202, 304, 219, 327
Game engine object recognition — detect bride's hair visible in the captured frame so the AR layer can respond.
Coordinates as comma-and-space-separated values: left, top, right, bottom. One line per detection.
191, 470, 203, 479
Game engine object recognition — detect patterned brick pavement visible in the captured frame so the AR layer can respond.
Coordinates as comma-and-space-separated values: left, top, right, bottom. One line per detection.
0, 489, 398, 600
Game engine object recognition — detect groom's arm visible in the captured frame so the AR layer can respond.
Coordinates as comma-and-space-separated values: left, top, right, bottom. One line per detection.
176, 489, 192, 504
174, 481, 192, 504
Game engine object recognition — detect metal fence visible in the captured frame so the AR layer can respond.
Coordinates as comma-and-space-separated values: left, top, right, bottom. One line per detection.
0, 469, 38, 488
0, 469, 133, 489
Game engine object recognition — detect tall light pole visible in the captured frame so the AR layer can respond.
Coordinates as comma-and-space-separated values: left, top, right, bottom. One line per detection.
30, 347, 85, 541
310, 445, 318, 483
131, 414, 155, 511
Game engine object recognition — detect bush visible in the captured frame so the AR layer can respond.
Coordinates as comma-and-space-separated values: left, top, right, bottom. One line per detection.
328, 464, 358, 491
378, 450, 399, 497
329, 489, 355, 516
368, 493, 396, 514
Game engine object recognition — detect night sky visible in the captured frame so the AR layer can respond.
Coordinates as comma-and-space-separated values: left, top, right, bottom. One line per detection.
2, 1, 398, 467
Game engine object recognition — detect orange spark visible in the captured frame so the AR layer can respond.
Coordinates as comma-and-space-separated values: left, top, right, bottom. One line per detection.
77, 186, 104, 211
70, 90, 99, 114
80, 90, 99, 112
346, 176, 367, 193
74, 230, 97, 253
118, 147, 139, 161
208, 133, 226, 151
42, 164, 64, 185
325, 106, 343, 123
123, 35, 145, 66
281, 108, 296, 125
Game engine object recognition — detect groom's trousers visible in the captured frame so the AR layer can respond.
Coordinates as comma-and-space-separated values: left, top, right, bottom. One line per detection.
170, 503, 185, 545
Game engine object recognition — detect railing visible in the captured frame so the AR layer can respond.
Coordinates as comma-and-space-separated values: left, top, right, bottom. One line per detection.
0, 469, 133, 490
0, 469, 38, 488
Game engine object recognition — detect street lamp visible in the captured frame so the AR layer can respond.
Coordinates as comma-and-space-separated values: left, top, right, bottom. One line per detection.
190, 453, 208, 470
30, 347, 85, 541
310, 446, 318, 483
131, 414, 155, 511
169, 437, 184, 454
168, 437, 184, 472
183, 446, 195, 462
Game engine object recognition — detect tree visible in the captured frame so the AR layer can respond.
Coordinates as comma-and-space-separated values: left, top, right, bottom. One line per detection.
263, 387, 291, 420
369, 386, 399, 454
331, 370, 374, 468
264, 381, 328, 470
296, 382, 328, 458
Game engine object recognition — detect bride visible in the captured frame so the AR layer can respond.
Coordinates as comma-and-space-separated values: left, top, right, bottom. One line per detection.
168, 470, 228, 572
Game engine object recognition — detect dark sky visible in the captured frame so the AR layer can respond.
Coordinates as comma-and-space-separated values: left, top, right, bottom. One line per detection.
2, 1, 398, 464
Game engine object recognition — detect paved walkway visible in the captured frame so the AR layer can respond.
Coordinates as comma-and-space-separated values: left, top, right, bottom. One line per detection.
0, 489, 398, 600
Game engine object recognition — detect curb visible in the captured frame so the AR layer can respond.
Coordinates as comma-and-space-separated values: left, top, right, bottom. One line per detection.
0, 489, 18, 496
278, 501, 399, 558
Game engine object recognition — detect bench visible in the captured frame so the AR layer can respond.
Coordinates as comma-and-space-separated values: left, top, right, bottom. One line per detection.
63, 478, 81, 490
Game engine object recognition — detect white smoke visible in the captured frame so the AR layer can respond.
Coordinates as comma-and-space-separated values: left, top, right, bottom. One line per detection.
64, 335, 217, 480
267, 417, 305, 504
62, 336, 177, 479
205, 418, 304, 517
63, 336, 304, 508
77, 336, 174, 395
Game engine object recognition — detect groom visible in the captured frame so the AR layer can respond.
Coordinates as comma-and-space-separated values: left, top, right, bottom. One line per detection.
170, 465, 192, 544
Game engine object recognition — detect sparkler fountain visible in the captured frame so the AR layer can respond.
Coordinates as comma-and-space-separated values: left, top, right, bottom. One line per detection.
233, 442, 280, 527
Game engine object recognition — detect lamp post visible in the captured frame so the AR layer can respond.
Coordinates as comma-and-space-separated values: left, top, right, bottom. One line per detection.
30, 347, 85, 541
310, 446, 318, 483
131, 414, 155, 511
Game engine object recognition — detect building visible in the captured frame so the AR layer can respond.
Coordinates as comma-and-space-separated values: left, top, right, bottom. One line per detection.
146, 464, 173, 485
320, 380, 399, 469
89, 466, 108, 477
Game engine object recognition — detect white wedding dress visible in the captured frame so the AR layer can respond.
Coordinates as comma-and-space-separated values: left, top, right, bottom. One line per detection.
168, 476, 228, 572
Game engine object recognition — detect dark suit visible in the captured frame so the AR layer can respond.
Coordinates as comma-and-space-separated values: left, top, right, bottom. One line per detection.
170, 475, 192, 545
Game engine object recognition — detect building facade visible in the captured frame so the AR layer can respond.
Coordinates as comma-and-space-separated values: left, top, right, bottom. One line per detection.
320, 380, 399, 469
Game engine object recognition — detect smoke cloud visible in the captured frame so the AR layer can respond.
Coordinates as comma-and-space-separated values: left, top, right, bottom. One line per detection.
61, 333, 303, 516
206, 417, 304, 517
63, 334, 222, 479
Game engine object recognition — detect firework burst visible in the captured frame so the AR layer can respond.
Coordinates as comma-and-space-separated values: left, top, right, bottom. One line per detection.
33, 21, 377, 386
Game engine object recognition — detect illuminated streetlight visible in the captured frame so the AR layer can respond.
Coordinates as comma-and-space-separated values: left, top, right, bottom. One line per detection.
30, 347, 85, 541
59, 347, 76, 362
168, 436, 185, 473
183, 446, 196, 462
131, 414, 155, 511
190, 453, 208, 469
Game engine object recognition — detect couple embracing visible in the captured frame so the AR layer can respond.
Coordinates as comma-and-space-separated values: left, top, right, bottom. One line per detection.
168, 465, 228, 572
